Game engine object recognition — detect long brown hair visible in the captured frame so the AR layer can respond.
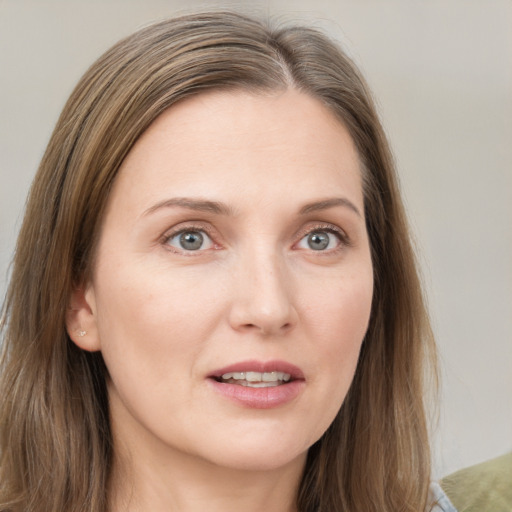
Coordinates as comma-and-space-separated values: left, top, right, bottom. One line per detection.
0, 11, 436, 511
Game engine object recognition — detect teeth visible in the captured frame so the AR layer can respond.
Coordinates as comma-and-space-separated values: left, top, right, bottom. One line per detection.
220, 371, 291, 384
241, 381, 280, 388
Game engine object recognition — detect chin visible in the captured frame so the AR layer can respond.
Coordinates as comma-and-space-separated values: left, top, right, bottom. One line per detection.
207, 445, 307, 473
188, 426, 315, 473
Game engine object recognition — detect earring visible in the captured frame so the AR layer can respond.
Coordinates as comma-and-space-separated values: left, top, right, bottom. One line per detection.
77, 330, 87, 337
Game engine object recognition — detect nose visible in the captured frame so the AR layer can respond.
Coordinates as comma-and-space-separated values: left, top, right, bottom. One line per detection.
228, 251, 298, 337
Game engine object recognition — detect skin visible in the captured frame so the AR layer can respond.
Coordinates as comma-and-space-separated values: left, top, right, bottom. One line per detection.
68, 89, 374, 512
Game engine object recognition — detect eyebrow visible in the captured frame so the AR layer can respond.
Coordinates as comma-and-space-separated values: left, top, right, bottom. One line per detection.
299, 197, 362, 217
143, 197, 235, 217
143, 196, 361, 218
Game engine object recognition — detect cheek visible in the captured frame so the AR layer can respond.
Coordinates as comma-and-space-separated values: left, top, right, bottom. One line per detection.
91, 264, 223, 385
305, 265, 373, 346
286, 268, 373, 450
91, 266, 225, 433
301, 265, 373, 402
95, 260, 221, 335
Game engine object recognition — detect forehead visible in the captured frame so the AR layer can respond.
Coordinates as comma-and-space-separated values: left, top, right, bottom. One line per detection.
110, 88, 364, 213
137, 88, 358, 160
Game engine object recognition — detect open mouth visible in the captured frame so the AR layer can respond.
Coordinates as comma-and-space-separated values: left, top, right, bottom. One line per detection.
208, 361, 304, 408
214, 371, 292, 388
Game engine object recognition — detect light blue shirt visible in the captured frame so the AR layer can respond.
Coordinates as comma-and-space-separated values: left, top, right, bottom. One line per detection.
429, 482, 458, 511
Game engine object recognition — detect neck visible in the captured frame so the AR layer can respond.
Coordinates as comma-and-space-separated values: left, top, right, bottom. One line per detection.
108, 443, 305, 512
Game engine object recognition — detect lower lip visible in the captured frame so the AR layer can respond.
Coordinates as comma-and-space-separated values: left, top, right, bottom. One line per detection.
208, 379, 304, 409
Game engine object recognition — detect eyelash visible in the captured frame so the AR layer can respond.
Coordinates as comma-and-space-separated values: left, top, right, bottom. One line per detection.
294, 223, 351, 253
161, 223, 218, 255
161, 222, 350, 255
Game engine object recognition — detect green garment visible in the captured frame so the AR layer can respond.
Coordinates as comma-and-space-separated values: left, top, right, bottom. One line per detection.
441, 452, 512, 512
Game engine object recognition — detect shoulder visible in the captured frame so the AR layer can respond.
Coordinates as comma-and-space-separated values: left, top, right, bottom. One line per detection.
440, 452, 512, 512
428, 481, 458, 512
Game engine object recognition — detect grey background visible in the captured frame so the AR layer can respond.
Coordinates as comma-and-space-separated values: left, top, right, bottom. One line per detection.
1, 0, 511, 478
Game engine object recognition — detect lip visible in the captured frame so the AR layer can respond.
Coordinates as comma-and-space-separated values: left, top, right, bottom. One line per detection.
208, 359, 305, 380
207, 359, 305, 409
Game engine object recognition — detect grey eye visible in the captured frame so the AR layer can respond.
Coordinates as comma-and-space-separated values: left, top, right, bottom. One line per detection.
307, 232, 330, 250
167, 230, 213, 251
179, 231, 204, 250
297, 229, 341, 251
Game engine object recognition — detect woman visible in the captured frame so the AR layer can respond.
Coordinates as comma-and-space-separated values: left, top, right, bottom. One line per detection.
0, 11, 455, 512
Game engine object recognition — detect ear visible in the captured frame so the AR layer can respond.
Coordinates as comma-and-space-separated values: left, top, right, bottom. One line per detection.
66, 284, 102, 352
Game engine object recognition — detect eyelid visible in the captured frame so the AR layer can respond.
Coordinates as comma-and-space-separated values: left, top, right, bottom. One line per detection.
293, 222, 351, 250
159, 220, 351, 254
160, 222, 220, 254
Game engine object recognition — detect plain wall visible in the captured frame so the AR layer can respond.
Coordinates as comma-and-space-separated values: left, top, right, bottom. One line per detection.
1, 0, 511, 478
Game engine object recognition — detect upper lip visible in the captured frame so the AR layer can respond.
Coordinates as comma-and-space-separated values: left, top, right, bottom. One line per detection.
208, 360, 305, 380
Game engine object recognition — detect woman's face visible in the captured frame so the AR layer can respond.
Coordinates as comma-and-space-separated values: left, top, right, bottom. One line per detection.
71, 89, 373, 472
